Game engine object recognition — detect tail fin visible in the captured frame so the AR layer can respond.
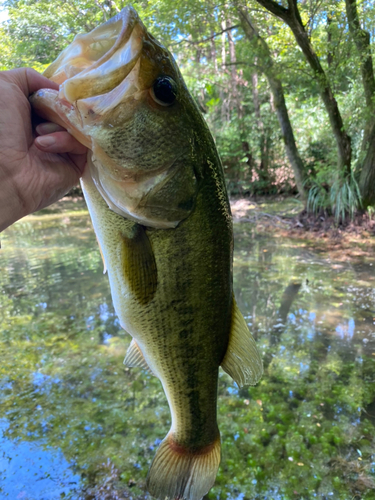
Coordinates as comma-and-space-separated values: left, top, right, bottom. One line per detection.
146, 433, 221, 500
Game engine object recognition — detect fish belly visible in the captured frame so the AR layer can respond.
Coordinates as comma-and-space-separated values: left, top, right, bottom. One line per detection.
81, 158, 233, 500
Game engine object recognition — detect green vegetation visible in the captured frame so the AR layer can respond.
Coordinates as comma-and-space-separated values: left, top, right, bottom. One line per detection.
2, 0, 375, 494
1, 201, 375, 498
3, 0, 375, 216
307, 171, 363, 223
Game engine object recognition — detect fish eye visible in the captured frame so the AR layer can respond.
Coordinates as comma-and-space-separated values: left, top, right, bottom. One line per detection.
151, 76, 177, 106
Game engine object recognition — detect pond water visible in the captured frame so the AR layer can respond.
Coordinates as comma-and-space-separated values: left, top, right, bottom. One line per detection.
1, 199, 375, 500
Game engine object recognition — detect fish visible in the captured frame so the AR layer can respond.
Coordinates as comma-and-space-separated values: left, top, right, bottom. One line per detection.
30, 7, 263, 500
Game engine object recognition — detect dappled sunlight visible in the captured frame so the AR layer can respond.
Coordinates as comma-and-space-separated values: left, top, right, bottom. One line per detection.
231, 199, 258, 219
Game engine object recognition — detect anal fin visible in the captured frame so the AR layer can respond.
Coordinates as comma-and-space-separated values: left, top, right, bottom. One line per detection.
124, 338, 155, 376
221, 298, 263, 387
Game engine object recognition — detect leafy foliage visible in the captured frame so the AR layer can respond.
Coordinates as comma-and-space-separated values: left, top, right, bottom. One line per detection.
2, 0, 375, 208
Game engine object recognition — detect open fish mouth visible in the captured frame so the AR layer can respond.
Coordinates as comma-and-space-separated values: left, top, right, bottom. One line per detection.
45, 6, 144, 103
31, 6, 146, 139
30, 6, 191, 228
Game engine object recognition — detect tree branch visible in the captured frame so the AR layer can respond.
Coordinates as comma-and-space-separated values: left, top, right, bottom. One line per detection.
287, 0, 303, 25
222, 61, 254, 66
172, 25, 240, 46
237, 6, 307, 198
345, 0, 375, 109
256, 0, 352, 174
94, 0, 108, 21
255, 0, 291, 23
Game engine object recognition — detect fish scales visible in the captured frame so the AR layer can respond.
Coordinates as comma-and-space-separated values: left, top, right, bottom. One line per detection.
30, 6, 263, 500
81, 152, 230, 448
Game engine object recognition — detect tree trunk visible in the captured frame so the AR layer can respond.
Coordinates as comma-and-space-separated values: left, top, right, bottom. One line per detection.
345, 0, 375, 109
210, 31, 218, 74
242, 141, 254, 181
358, 123, 375, 206
221, 16, 226, 67
251, 68, 268, 173
327, 14, 333, 68
345, 0, 375, 205
255, 0, 352, 175
226, 17, 243, 119
238, 8, 306, 200
258, 130, 272, 183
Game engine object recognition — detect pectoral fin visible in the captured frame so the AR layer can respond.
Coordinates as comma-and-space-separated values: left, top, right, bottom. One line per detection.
124, 338, 155, 375
121, 223, 157, 305
221, 299, 263, 387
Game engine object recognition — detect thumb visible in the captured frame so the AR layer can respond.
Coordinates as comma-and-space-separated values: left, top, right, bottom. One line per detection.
7, 67, 59, 97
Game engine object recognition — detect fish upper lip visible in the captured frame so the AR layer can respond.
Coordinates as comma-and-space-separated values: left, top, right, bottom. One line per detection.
48, 6, 145, 104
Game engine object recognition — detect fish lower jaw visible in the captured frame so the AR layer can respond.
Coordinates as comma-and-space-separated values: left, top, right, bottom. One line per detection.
30, 89, 91, 148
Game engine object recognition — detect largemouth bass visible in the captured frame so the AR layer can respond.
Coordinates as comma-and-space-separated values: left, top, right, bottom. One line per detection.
30, 7, 263, 499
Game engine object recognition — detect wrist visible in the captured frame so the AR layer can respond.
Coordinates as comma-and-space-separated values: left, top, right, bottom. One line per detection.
0, 179, 28, 232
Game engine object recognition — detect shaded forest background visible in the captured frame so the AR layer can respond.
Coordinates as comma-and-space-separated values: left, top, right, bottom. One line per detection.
2, 0, 375, 219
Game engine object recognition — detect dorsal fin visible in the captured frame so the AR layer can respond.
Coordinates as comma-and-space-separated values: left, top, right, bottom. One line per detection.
221, 298, 263, 387
124, 338, 155, 375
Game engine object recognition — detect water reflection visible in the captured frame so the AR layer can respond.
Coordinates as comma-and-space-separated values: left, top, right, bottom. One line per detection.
0, 419, 80, 498
1, 200, 375, 499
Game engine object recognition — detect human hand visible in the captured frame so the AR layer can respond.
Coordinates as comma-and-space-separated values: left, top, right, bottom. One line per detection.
0, 67, 88, 232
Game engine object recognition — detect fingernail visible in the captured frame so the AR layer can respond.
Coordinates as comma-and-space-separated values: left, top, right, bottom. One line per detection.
37, 136, 56, 147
